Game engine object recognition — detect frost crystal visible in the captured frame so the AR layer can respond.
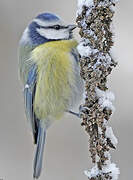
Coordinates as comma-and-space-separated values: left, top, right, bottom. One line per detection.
84, 165, 99, 178
77, 42, 92, 57
105, 126, 118, 146
102, 163, 120, 180
77, 0, 94, 15
96, 88, 115, 112
84, 163, 120, 180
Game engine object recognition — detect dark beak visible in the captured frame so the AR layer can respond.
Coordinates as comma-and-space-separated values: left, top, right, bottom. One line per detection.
68, 24, 77, 31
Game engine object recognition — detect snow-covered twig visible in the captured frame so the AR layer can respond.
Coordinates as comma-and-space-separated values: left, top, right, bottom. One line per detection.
76, 0, 120, 179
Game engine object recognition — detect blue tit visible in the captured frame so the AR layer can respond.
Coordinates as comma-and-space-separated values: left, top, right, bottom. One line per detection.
18, 12, 83, 179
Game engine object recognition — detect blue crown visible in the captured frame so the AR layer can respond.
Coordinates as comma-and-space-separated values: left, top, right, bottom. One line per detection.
36, 12, 60, 21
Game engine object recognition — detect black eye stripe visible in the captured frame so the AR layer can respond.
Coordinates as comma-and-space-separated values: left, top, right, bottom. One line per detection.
38, 25, 68, 30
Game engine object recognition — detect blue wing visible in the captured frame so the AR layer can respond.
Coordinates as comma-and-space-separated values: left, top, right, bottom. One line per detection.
71, 48, 79, 63
24, 64, 39, 144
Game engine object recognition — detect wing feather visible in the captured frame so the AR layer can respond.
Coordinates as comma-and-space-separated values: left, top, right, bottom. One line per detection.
24, 64, 38, 144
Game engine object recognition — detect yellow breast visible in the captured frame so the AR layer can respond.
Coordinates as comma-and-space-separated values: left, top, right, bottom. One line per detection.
31, 39, 78, 120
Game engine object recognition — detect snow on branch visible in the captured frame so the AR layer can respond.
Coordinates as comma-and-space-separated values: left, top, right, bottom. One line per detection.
76, 0, 120, 179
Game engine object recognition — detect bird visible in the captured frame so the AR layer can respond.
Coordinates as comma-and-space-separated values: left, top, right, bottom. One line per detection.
18, 12, 83, 179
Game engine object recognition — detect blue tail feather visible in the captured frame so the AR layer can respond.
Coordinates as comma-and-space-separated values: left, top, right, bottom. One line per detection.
33, 122, 46, 179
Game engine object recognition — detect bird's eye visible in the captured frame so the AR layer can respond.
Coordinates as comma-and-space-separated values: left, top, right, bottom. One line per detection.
53, 25, 61, 30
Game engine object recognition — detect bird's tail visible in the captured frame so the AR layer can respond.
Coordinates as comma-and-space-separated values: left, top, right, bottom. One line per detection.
33, 122, 46, 179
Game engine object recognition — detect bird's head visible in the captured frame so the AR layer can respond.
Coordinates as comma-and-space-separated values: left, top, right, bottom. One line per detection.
21, 12, 77, 46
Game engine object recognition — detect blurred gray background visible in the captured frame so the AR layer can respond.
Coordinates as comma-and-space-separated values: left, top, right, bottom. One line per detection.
0, 0, 132, 180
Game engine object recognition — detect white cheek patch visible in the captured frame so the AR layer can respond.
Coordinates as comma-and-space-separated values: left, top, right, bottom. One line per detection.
37, 28, 70, 40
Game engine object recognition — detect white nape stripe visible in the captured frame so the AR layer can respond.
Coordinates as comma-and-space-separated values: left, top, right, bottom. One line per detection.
34, 18, 61, 27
